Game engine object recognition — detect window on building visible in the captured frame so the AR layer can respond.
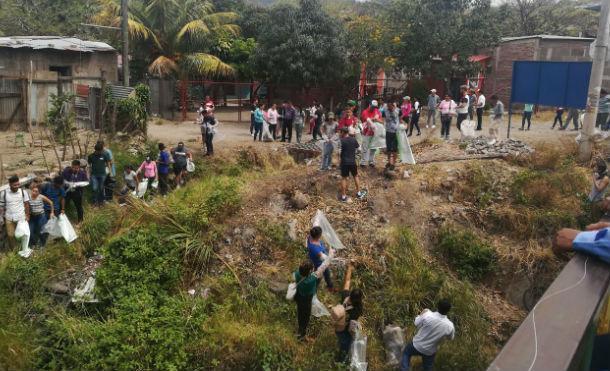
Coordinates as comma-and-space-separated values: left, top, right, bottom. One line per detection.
49, 66, 72, 76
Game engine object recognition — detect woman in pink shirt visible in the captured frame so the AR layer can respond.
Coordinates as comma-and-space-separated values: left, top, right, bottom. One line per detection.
438, 95, 457, 141
136, 155, 158, 193
400, 96, 412, 124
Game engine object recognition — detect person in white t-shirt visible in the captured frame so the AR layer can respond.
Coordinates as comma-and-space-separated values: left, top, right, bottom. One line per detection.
267, 104, 279, 140
476, 90, 486, 131
400, 299, 455, 371
0, 175, 31, 250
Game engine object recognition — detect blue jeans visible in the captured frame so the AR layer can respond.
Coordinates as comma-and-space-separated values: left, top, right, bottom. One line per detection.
400, 341, 435, 371
321, 141, 334, 170
29, 213, 48, 247
91, 174, 107, 205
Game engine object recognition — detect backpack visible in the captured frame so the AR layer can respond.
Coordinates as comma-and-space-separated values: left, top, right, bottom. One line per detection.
2, 187, 25, 204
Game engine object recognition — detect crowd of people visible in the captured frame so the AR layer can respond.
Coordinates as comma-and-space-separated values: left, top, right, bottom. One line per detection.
0, 139, 194, 250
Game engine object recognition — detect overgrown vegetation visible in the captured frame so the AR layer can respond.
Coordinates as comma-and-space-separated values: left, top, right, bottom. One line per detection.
105, 83, 151, 134
437, 225, 497, 281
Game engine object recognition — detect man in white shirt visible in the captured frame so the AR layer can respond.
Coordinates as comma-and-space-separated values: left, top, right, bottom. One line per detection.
0, 175, 30, 250
400, 299, 455, 371
476, 90, 486, 131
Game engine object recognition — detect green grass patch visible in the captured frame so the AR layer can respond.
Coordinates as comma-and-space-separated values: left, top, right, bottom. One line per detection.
437, 225, 497, 281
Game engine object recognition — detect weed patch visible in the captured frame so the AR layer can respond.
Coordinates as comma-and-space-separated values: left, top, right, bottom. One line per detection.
437, 225, 497, 281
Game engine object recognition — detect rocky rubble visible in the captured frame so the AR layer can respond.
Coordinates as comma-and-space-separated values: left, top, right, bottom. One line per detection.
463, 138, 534, 156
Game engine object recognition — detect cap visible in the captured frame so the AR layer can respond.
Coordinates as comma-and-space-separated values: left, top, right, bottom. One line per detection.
371, 100, 378, 107
328, 112, 335, 119
431, 89, 437, 93
347, 100, 357, 106
403, 96, 410, 100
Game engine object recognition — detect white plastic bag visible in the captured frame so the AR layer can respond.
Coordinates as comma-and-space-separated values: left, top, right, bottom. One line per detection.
383, 325, 405, 366
312, 210, 346, 250
151, 179, 159, 189
132, 180, 149, 198
350, 325, 368, 371
286, 282, 297, 300
311, 295, 330, 317
43, 217, 62, 240
186, 159, 195, 173
369, 121, 386, 149
58, 214, 77, 243
461, 119, 476, 139
15, 220, 32, 257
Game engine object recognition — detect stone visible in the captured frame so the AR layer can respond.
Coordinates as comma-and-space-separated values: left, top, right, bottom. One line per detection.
287, 219, 298, 241
379, 215, 389, 224
242, 227, 256, 241
268, 280, 288, 294
448, 194, 454, 202
46, 282, 70, 295
290, 191, 310, 210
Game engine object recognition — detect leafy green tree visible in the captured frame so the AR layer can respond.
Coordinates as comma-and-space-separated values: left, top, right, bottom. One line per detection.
0, 0, 97, 37
93, 0, 240, 78
252, 0, 348, 85
388, 0, 501, 78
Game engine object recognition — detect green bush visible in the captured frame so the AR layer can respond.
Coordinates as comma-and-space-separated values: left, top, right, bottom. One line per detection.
437, 226, 497, 281
96, 227, 181, 302
79, 205, 120, 257
37, 293, 205, 371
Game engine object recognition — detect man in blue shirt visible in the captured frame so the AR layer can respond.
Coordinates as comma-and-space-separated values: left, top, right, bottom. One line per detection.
157, 143, 171, 196
41, 176, 66, 219
307, 226, 335, 291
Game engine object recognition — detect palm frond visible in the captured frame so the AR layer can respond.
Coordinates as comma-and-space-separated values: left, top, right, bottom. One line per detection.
215, 24, 241, 37
148, 55, 179, 77
181, 53, 236, 78
176, 19, 211, 43
202, 12, 240, 25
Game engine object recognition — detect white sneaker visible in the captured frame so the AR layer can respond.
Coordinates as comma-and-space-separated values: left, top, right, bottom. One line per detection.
426, 125, 429, 128
432, 125, 436, 129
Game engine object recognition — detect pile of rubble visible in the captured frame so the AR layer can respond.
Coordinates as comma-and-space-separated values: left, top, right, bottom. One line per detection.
463, 138, 534, 156
287, 141, 322, 163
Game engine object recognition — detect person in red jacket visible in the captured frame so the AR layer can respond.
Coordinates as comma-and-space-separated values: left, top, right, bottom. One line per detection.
360, 100, 381, 167
338, 108, 358, 131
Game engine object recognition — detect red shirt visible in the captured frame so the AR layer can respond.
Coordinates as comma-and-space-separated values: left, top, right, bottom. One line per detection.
338, 116, 357, 130
361, 108, 380, 136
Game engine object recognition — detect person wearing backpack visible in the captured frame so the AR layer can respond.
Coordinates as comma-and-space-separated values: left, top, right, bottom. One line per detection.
333, 288, 363, 363
292, 253, 335, 341
0, 175, 30, 250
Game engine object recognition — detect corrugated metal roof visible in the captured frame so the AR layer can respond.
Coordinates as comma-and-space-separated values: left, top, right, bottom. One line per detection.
0, 36, 115, 53
108, 84, 134, 100
501, 35, 595, 43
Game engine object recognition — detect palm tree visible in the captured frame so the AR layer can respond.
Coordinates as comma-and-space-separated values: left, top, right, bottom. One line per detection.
94, 0, 240, 78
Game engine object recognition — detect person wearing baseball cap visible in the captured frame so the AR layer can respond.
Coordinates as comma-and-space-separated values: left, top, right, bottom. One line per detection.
427, 89, 440, 129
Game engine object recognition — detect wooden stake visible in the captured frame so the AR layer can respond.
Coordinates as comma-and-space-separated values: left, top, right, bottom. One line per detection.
342, 264, 353, 291
0, 154, 5, 183
44, 127, 63, 172
37, 130, 51, 174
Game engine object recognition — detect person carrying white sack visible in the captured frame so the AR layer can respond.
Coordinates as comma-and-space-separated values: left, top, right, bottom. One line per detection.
0, 175, 30, 250
359, 101, 381, 167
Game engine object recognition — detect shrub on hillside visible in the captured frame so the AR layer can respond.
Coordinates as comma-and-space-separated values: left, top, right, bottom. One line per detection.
437, 226, 497, 281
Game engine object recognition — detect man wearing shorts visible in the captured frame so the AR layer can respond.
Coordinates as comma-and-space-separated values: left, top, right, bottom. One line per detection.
339, 127, 366, 202
385, 102, 400, 170
171, 142, 191, 187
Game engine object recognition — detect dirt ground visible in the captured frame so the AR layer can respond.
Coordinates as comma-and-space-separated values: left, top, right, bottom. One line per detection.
0, 110, 581, 179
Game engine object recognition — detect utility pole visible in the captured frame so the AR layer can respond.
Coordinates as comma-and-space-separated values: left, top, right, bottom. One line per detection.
121, 0, 130, 87
579, 0, 610, 161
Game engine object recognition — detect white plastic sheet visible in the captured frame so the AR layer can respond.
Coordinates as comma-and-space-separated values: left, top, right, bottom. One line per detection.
15, 220, 32, 257
383, 325, 405, 366
368, 121, 386, 150
350, 326, 368, 371
311, 295, 330, 317
397, 124, 416, 165
312, 210, 346, 250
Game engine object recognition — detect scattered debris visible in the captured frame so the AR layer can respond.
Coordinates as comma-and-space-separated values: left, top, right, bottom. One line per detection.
463, 138, 534, 157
